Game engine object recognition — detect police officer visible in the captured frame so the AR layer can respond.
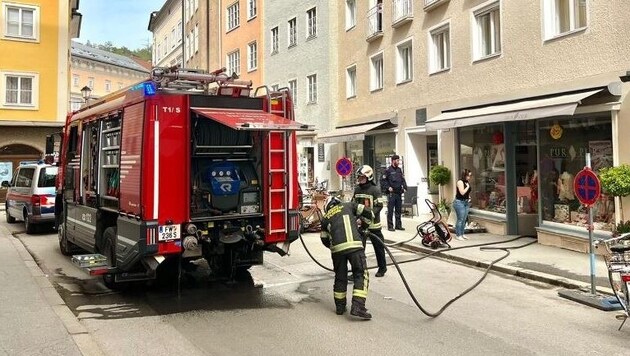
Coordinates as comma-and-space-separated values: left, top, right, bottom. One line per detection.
353, 165, 387, 277
320, 196, 374, 319
382, 154, 407, 231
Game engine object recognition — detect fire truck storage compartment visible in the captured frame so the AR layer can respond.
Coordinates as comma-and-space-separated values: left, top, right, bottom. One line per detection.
191, 113, 262, 219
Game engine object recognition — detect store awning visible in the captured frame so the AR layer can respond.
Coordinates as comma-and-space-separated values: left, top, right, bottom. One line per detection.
192, 108, 311, 131
425, 89, 603, 131
317, 121, 389, 144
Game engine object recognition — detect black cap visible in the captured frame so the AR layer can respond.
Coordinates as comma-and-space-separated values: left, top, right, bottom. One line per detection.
392, 154, 400, 160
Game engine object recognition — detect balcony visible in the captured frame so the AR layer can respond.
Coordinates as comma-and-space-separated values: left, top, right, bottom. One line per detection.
392, 0, 413, 28
424, 0, 449, 12
366, 4, 383, 42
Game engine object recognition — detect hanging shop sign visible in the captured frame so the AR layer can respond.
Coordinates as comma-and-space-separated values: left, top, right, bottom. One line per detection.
550, 124, 563, 140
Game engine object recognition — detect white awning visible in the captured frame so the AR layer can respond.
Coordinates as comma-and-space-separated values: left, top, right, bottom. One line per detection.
425, 89, 602, 131
317, 121, 389, 144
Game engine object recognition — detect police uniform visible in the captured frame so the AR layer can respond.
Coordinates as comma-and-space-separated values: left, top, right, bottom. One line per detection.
353, 181, 387, 276
382, 156, 408, 230
320, 201, 374, 319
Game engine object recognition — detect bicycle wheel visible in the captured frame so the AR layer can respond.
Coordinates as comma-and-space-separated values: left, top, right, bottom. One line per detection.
608, 270, 630, 315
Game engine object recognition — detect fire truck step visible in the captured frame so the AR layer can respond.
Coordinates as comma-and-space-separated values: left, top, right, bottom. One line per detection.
72, 254, 108, 268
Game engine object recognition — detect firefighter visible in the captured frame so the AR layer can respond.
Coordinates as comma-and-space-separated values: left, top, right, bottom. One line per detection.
320, 196, 373, 319
353, 165, 387, 277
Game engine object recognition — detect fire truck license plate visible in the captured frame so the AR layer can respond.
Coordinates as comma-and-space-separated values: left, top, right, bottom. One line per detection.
158, 225, 180, 241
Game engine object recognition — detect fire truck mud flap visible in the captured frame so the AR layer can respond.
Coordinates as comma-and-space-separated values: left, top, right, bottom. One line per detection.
115, 217, 160, 272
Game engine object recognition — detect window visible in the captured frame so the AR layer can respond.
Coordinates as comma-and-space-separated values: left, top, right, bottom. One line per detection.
248, 41, 257, 71
227, 50, 240, 75
15, 168, 34, 188
248, 0, 257, 19
177, 21, 182, 43
346, 65, 357, 98
88, 77, 94, 89
288, 79, 297, 106
271, 27, 279, 54
3, 3, 38, 40
185, 34, 190, 59
163, 36, 168, 55
3, 73, 36, 106
307, 74, 317, 103
105, 80, 111, 92
543, 0, 587, 39
473, 2, 501, 60
170, 27, 176, 48
184, 0, 190, 19
370, 53, 384, 91
307, 7, 317, 38
227, 2, 240, 31
288, 18, 297, 47
72, 75, 79, 88
429, 23, 450, 73
345, 0, 356, 30
194, 24, 199, 53
396, 40, 413, 83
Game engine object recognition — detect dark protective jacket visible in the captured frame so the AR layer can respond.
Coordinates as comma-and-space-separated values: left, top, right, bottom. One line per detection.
353, 182, 384, 230
320, 202, 374, 255
382, 165, 408, 194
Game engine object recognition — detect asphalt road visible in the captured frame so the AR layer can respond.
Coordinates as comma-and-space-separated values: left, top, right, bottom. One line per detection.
7, 222, 630, 355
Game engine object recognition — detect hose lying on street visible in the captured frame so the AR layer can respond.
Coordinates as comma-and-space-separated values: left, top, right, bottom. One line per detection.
298, 227, 537, 318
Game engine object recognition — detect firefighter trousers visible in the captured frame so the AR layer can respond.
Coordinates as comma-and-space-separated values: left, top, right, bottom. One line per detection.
332, 250, 369, 306
367, 229, 387, 271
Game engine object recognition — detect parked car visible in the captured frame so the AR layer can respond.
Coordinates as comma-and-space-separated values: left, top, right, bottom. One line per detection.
2, 161, 58, 233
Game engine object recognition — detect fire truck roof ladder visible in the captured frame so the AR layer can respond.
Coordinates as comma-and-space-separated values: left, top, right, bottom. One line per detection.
151, 66, 241, 93
255, 86, 292, 120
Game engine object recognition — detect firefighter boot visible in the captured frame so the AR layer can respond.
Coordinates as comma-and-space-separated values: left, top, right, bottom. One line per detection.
350, 298, 372, 320
335, 299, 347, 315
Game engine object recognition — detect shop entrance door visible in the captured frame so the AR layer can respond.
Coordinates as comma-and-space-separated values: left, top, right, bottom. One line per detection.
509, 121, 538, 235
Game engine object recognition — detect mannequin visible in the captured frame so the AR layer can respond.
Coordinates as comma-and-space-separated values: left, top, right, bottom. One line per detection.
557, 171, 575, 201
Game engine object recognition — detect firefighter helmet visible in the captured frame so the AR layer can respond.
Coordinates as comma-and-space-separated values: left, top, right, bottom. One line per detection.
356, 165, 374, 183
324, 196, 341, 213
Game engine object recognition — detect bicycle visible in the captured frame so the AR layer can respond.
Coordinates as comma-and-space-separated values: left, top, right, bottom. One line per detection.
596, 232, 630, 330
299, 181, 328, 233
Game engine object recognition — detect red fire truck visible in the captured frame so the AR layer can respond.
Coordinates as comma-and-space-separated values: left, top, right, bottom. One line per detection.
55, 67, 309, 287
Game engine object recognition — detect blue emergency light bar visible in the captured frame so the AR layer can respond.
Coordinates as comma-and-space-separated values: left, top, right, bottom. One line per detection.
131, 82, 157, 96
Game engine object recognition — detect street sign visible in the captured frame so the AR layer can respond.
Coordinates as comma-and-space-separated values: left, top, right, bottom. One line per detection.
335, 157, 353, 177
573, 167, 601, 206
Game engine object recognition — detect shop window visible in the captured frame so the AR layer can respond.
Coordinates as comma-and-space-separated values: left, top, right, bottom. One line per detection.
459, 124, 505, 214
539, 115, 613, 231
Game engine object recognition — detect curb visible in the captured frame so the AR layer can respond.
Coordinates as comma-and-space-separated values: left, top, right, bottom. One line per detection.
386, 238, 615, 296
1, 224, 105, 356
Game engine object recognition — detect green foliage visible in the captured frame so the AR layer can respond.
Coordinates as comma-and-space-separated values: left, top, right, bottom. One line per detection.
437, 198, 451, 216
429, 165, 451, 186
85, 40, 152, 62
599, 164, 630, 198
613, 220, 630, 236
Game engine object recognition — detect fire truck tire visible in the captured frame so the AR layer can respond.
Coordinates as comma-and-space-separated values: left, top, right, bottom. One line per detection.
58, 221, 75, 256
5, 204, 16, 223
102, 227, 119, 290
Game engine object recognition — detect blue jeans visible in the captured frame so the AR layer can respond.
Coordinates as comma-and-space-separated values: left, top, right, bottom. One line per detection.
453, 199, 470, 236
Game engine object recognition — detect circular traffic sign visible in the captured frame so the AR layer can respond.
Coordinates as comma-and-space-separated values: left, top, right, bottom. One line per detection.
335, 157, 353, 177
573, 167, 601, 206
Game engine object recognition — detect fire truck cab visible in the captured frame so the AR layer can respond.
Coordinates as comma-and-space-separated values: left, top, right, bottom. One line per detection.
57, 67, 309, 286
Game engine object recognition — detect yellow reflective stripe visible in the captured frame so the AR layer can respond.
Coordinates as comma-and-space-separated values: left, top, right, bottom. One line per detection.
334, 292, 346, 300
356, 203, 365, 215
330, 241, 364, 253
353, 269, 369, 298
343, 215, 353, 243
369, 222, 382, 229
353, 290, 368, 298
320, 231, 330, 238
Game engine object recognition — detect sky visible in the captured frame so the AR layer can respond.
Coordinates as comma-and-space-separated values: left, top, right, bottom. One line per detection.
77, 0, 159, 50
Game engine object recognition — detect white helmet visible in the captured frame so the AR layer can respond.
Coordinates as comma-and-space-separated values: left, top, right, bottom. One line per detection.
324, 196, 341, 213
356, 165, 374, 183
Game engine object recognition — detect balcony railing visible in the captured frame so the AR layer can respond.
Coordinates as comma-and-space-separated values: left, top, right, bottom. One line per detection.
392, 0, 413, 27
366, 4, 383, 41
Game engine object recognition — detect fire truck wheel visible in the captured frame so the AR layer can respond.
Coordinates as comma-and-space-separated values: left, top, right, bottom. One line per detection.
5, 203, 16, 223
58, 221, 75, 256
102, 227, 119, 290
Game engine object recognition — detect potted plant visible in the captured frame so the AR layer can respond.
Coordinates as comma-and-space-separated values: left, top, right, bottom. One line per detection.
599, 164, 630, 223
429, 165, 452, 218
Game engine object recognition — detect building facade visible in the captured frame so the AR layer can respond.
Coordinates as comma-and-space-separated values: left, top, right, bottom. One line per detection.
328, 0, 630, 251
0, 0, 81, 202
69, 42, 151, 111
149, 0, 183, 68
264, 0, 337, 189
183, 0, 221, 71
220, 0, 262, 86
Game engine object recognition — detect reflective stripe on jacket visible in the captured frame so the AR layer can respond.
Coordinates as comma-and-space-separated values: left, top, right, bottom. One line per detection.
320, 202, 373, 255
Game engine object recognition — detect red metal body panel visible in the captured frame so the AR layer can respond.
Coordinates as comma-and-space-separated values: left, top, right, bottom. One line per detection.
143, 94, 189, 224
119, 103, 144, 216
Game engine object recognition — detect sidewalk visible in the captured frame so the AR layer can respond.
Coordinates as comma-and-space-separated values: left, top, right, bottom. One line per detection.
381, 214, 612, 293
0, 221, 103, 355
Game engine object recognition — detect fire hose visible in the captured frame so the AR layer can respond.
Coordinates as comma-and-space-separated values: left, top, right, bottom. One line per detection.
298, 226, 536, 318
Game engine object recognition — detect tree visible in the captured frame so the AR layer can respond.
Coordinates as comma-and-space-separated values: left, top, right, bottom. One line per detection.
599, 164, 630, 223
83, 41, 152, 62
